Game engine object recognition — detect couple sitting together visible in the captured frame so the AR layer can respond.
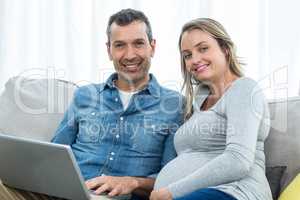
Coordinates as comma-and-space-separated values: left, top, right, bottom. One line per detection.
0, 8, 272, 200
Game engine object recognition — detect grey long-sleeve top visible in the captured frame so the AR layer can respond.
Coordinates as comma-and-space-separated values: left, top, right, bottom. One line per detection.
154, 77, 272, 200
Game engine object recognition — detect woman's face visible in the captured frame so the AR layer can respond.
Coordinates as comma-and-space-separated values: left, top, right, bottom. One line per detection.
180, 29, 229, 84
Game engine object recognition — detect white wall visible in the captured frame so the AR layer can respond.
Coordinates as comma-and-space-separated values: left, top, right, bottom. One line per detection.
0, 0, 299, 97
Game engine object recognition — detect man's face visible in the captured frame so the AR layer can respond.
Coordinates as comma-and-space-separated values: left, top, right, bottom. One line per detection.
107, 21, 156, 89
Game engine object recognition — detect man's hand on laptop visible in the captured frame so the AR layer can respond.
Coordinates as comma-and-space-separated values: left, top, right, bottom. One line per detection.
85, 176, 139, 197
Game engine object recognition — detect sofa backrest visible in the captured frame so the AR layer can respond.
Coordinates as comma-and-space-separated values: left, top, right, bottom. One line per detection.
0, 77, 77, 141
265, 97, 300, 190
1, 77, 299, 193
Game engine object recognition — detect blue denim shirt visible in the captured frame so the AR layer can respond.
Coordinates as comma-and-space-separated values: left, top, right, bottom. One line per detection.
52, 73, 183, 180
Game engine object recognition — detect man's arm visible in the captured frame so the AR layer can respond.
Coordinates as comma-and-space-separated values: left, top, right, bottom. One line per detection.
160, 96, 184, 167
51, 89, 79, 145
160, 131, 177, 167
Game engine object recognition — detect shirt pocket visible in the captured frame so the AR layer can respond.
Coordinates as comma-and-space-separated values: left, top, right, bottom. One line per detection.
77, 117, 106, 143
131, 117, 169, 154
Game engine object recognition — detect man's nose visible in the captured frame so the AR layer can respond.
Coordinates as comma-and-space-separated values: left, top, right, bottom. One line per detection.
124, 46, 137, 60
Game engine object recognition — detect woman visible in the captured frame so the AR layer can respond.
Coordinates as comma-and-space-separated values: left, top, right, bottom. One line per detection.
150, 18, 272, 200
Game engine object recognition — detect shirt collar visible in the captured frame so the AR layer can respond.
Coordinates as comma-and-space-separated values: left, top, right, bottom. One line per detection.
100, 73, 160, 98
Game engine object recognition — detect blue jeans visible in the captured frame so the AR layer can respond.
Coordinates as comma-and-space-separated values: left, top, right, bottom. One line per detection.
174, 188, 237, 200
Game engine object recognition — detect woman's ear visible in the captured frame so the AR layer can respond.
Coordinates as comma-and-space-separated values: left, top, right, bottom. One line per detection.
222, 46, 230, 60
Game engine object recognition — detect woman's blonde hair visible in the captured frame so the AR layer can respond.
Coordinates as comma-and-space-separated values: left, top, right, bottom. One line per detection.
179, 18, 244, 120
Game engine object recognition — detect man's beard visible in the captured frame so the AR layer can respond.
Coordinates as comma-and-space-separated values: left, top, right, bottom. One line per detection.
114, 58, 151, 85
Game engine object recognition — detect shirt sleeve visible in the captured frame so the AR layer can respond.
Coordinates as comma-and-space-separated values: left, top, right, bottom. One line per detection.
161, 131, 177, 167
148, 95, 184, 178
161, 95, 185, 168
167, 79, 269, 198
147, 132, 177, 179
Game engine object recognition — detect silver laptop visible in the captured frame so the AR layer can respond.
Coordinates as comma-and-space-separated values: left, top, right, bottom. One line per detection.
0, 134, 130, 200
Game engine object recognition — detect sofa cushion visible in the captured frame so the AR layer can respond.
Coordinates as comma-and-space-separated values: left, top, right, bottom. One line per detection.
266, 166, 287, 199
265, 97, 300, 192
0, 77, 77, 141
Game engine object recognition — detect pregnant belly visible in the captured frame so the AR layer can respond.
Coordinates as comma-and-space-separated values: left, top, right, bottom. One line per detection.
154, 152, 218, 189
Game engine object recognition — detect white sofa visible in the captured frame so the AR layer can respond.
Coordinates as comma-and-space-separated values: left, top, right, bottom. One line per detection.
0, 77, 300, 200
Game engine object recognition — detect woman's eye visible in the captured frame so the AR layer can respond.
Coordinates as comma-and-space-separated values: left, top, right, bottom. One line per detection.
183, 54, 192, 60
199, 47, 208, 53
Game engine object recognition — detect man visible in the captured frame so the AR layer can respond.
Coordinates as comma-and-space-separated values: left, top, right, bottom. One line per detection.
0, 8, 183, 200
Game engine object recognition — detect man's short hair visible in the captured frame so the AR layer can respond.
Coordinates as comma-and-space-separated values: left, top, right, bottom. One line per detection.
106, 8, 153, 45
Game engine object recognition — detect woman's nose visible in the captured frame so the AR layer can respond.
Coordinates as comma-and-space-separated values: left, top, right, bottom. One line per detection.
191, 53, 202, 65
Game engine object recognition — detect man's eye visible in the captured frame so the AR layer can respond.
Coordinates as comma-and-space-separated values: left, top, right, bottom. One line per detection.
135, 42, 145, 48
114, 43, 124, 48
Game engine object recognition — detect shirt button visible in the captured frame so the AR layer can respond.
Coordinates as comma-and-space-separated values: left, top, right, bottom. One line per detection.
101, 173, 105, 176
109, 157, 114, 161
90, 136, 97, 140
116, 134, 120, 139
120, 117, 124, 121
111, 152, 115, 155
91, 112, 96, 116
115, 98, 118, 102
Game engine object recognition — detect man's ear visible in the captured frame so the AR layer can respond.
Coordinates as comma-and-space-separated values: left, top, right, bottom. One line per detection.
150, 39, 156, 57
106, 42, 113, 60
